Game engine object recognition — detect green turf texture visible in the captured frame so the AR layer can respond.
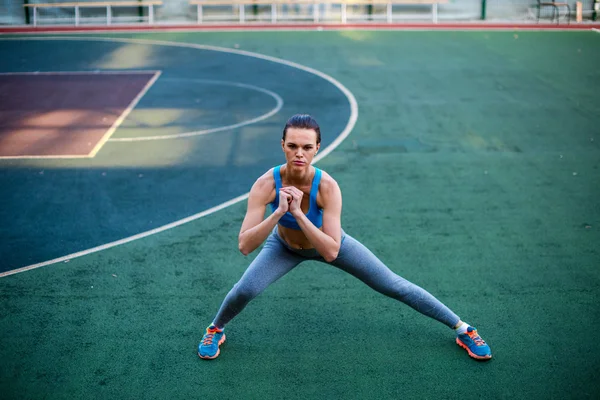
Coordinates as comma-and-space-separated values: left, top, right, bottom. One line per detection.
1, 30, 599, 399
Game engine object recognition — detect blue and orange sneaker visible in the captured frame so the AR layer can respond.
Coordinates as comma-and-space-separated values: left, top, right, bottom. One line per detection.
198, 324, 226, 360
456, 327, 492, 360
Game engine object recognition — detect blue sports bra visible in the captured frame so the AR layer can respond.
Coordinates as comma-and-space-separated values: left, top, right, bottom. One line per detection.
270, 165, 323, 230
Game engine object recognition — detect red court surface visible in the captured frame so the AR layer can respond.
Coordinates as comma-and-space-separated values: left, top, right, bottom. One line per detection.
0, 22, 599, 33
0, 72, 158, 158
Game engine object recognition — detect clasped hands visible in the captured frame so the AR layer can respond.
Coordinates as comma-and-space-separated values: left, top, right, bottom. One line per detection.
277, 186, 305, 216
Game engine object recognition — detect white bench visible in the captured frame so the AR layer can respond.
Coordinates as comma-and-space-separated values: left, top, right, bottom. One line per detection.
189, 0, 449, 24
338, 0, 449, 23
24, 1, 163, 26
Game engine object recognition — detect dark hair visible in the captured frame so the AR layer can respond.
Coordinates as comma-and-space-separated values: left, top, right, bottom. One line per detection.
282, 114, 321, 144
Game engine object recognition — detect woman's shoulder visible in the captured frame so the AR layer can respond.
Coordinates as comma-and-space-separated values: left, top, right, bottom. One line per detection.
253, 168, 276, 190
316, 169, 340, 195
248, 168, 277, 203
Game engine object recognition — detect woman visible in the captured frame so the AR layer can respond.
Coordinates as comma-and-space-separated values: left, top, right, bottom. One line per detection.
198, 114, 492, 361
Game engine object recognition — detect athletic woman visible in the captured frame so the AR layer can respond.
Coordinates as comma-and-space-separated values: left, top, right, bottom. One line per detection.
198, 114, 492, 361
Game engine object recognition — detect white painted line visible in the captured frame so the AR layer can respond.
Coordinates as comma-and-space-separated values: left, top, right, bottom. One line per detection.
0, 70, 162, 160
593, 28, 600, 33
108, 78, 284, 142
0, 194, 250, 278
0, 70, 161, 75
314, 80, 358, 164
0, 36, 358, 278
89, 70, 161, 156
0, 154, 91, 160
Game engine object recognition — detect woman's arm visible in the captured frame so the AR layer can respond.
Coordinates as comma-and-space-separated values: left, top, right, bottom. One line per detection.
283, 175, 342, 262
238, 174, 290, 255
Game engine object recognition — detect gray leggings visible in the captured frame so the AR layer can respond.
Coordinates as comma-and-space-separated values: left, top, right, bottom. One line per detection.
213, 228, 460, 329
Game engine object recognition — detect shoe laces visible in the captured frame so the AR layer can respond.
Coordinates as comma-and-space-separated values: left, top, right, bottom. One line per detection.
466, 329, 486, 346
202, 332, 215, 346
202, 327, 221, 346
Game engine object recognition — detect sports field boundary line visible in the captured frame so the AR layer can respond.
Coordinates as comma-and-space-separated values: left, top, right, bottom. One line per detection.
0, 70, 162, 160
0, 36, 358, 278
593, 28, 600, 33
1, 22, 600, 34
89, 70, 161, 156
0, 154, 91, 160
108, 78, 284, 142
0, 70, 161, 75
0, 194, 250, 278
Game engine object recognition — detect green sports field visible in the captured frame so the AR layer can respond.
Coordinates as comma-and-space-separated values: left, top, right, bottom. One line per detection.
0, 30, 599, 399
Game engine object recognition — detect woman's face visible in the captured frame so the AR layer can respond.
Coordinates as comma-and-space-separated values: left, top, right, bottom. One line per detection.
282, 127, 320, 169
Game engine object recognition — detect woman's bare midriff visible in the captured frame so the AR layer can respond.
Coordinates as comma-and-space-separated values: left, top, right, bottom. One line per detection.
277, 224, 320, 250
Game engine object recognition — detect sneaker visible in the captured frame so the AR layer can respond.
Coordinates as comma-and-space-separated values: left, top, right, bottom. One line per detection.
198, 324, 226, 360
456, 327, 492, 360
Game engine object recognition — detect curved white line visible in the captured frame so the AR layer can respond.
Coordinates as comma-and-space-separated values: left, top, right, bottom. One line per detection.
108, 78, 284, 142
0, 36, 358, 278
91, 70, 162, 151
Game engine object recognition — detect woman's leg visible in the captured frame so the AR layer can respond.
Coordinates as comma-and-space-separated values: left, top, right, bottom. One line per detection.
329, 234, 460, 328
212, 234, 305, 328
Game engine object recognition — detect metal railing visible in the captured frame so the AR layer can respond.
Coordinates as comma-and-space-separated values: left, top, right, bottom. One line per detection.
1, 0, 597, 25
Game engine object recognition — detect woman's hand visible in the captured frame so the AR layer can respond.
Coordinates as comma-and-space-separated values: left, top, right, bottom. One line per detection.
277, 189, 292, 214
280, 186, 304, 216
